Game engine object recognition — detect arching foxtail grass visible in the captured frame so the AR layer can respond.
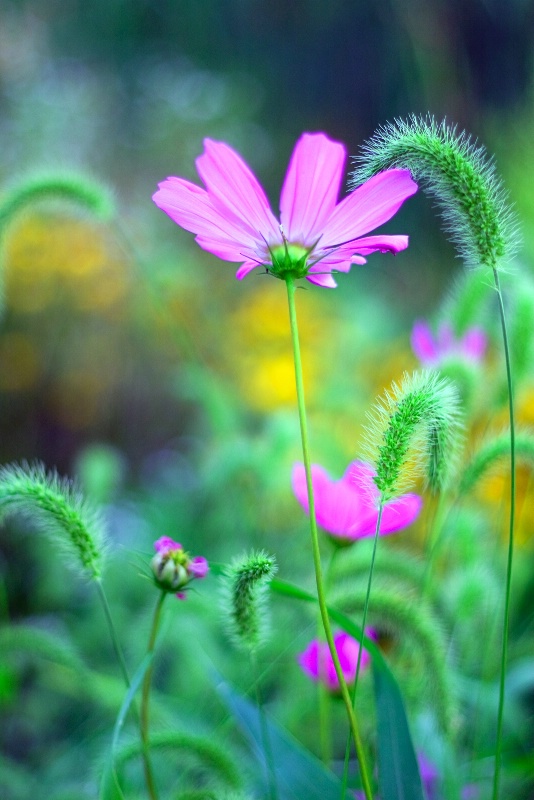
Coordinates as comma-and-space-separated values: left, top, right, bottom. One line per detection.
339, 371, 461, 793
0, 462, 106, 581
0, 462, 130, 685
330, 583, 457, 736
0, 170, 114, 317
459, 429, 534, 495
0, 171, 115, 228
221, 551, 278, 800
353, 116, 519, 800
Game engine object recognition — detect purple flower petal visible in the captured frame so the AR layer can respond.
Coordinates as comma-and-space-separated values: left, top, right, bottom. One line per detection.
411, 320, 440, 365
154, 536, 181, 553
196, 139, 280, 241
153, 134, 417, 288
188, 556, 209, 578
319, 169, 418, 250
280, 132, 346, 242
292, 460, 421, 542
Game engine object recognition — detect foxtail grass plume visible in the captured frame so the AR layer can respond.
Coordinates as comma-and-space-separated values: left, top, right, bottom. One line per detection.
363, 371, 462, 502
0, 171, 115, 231
222, 550, 277, 651
0, 462, 106, 580
351, 116, 519, 272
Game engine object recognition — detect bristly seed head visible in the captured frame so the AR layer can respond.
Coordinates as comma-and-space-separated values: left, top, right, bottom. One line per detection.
362, 371, 462, 501
221, 550, 277, 652
351, 115, 519, 272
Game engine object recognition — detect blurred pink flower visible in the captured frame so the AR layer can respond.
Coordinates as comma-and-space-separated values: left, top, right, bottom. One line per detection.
298, 630, 374, 691
291, 460, 422, 544
153, 132, 417, 287
411, 320, 487, 366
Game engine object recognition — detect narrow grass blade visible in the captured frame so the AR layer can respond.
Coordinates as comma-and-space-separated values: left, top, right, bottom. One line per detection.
99, 652, 153, 800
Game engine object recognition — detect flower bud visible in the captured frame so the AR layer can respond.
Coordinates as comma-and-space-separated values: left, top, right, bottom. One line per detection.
150, 536, 208, 598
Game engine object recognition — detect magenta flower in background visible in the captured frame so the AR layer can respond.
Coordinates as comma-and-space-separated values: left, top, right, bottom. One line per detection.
298, 630, 374, 691
292, 460, 422, 544
153, 132, 417, 287
411, 320, 487, 367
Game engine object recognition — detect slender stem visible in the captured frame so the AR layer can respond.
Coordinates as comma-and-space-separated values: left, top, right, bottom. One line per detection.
341, 503, 383, 798
318, 548, 339, 766
95, 579, 131, 688
492, 267, 516, 800
140, 591, 166, 800
285, 276, 373, 800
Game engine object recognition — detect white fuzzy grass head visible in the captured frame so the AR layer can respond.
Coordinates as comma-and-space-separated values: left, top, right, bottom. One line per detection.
221, 550, 277, 653
362, 371, 463, 502
351, 115, 520, 273
0, 461, 107, 580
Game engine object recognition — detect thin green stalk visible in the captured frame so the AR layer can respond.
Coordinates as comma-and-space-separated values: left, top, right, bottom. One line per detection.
492, 267, 516, 800
95, 579, 131, 688
285, 276, 373, 800
251, 651, 278, 800
140, 591, 166, 800
319, 548, 339, 766
341, 504, 383, 798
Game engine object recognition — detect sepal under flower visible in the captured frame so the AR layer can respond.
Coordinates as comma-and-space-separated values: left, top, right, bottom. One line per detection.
151, 536, 208, 599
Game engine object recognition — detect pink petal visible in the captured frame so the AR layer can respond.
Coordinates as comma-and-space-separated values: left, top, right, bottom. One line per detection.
236, 261, 261, 280
153, 178, 264, 260
292, 463, 367, 537
279, 133, 346, 243
196, 139, 280, 242
319, 169, 418, 250
305, 272, 338, 288
189, 556, 209, 578
348, 234, 409, 255
378, 493, 423, 533
154, 536, 181, 553
411, 320, 439, 365
461, 327, 487, 361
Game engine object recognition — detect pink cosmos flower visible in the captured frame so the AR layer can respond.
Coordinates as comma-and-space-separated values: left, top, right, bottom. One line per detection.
291, 460, 422, 544
153, 132, 417, 287
298, 630, 374, 691
411, 320, 487, 367
151, 536, 208, 599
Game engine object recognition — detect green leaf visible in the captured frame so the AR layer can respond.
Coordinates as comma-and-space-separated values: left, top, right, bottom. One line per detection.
374, 666, 425, 800
99, 652, 153, 800
216, 677, 346, 800
271, 579, 425, 800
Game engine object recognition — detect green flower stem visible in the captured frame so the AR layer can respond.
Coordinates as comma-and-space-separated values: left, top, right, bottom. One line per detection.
318, 548, 339, 766
140, 591, 166, 800
341, 503, 384, 798
492, 267, 516, 800
285, 276, 373, 800
95, 579, 131, 689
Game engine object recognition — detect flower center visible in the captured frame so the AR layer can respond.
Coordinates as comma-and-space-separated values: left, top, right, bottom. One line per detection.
268, 242, 311, 280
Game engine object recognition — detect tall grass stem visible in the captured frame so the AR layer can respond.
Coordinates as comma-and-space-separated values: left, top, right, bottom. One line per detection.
492, 267, 516, 800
